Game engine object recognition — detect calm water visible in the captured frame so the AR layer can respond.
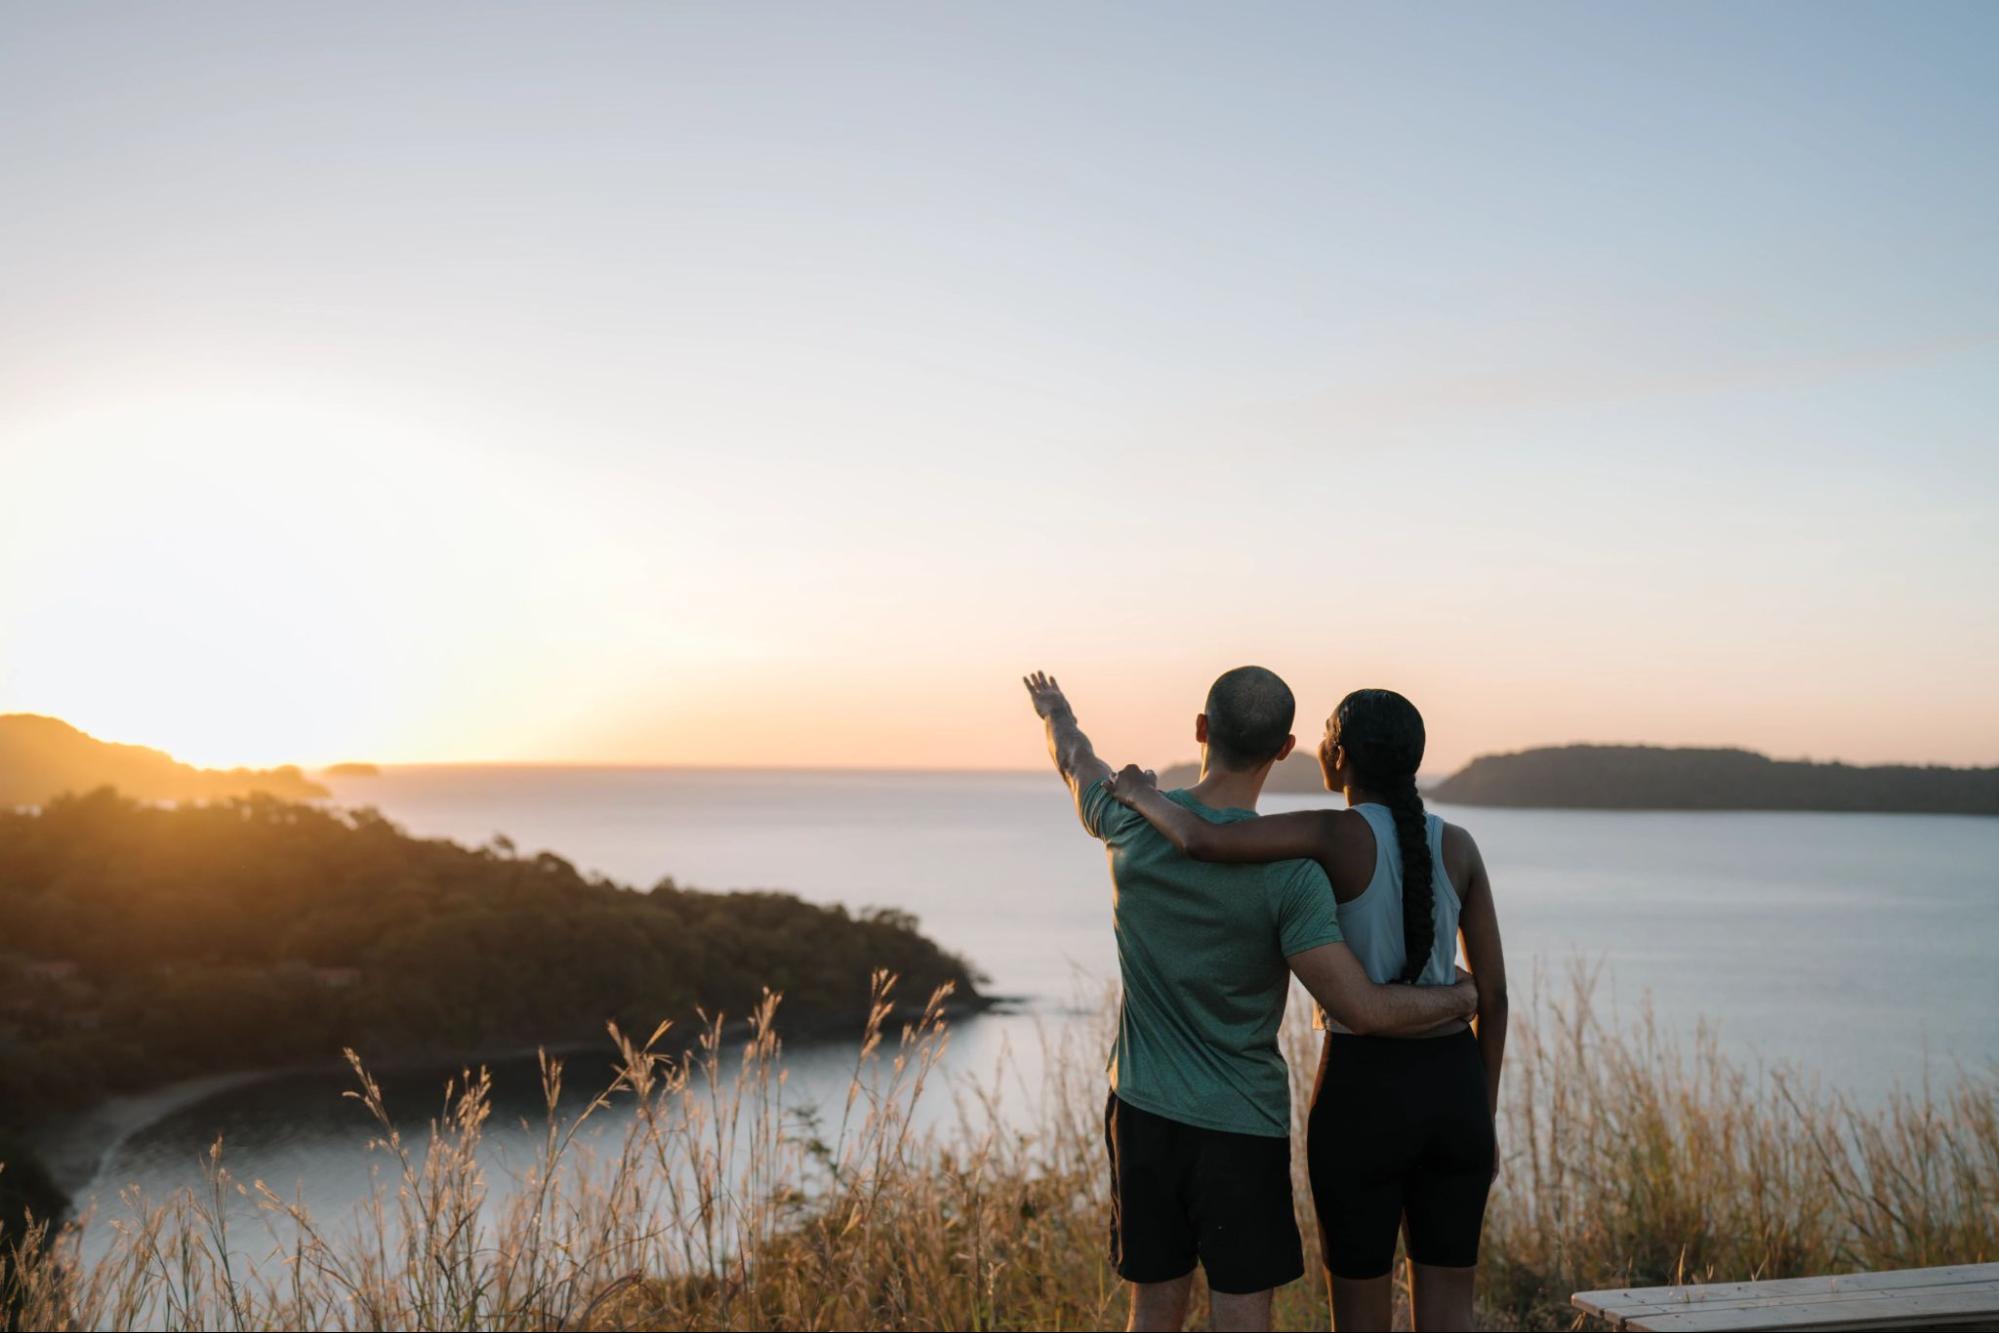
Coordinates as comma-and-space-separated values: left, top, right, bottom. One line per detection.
64, 765, 1999, 1265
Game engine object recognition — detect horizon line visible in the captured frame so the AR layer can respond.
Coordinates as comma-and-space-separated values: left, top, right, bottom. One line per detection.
325, 743, 1995, 776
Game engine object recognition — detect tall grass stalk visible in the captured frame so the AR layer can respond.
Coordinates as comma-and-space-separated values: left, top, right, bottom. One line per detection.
3, 966, 1993, 1330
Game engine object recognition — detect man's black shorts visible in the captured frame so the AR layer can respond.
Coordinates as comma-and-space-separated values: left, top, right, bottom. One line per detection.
1103, 1091, 1305, 1295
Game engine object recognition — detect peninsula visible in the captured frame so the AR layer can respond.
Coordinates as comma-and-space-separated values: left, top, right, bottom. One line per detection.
0, 789, 985, 1139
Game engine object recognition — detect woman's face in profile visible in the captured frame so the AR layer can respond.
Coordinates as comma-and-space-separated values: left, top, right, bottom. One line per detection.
1318, 721, 1342, 790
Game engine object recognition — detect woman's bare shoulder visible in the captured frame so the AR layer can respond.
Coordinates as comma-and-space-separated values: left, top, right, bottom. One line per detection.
1439, 820, 1485, 884
1322, 806, 1377, 899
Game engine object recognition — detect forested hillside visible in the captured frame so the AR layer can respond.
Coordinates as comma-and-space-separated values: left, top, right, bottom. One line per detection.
0, 790, 984, 1125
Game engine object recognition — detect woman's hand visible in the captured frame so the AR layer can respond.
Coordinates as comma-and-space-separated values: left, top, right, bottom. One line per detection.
1451, 967, 1480, 1020
1108, 762, 1158, 807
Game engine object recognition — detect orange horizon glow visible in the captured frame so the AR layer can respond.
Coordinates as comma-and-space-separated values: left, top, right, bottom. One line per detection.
4, 392, 1995, 778
1, 415, 1992, 777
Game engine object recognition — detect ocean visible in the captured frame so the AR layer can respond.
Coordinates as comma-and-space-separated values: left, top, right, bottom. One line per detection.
58, 764, 1999, 1267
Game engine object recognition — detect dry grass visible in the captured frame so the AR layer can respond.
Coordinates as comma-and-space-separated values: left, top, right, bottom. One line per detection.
3, 966, 1995, 1331
1478, 965, 1999, 1328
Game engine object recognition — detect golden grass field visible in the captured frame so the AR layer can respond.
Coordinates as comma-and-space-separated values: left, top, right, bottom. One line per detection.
5, 967, 1995, 1331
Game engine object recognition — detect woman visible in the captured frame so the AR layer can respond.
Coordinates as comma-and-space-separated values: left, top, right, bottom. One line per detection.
1108, 688, 1507, 1333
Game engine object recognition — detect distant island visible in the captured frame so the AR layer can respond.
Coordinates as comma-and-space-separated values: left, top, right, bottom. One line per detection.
1157, 744, 1999, 814
1431, 745, 1999, 814
0, 714, 328, 806
1157, 750, 1326, 793
322, 761, 381, 777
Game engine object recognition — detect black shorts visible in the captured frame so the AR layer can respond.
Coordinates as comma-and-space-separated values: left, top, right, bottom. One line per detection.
1307, 1027, 1495, 1278
1103, 1091, 1305, 1295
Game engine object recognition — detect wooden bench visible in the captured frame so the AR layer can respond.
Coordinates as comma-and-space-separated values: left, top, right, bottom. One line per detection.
1573, 1263, 1999, 1331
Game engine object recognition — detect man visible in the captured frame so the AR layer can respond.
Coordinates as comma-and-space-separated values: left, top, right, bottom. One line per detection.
1023, 667, 1476, 1333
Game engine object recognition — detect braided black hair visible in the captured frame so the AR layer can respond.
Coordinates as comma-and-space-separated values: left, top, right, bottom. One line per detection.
1330, 689, 1432, 984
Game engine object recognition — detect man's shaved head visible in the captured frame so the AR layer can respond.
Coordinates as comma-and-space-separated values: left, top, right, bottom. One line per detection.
1203, 666, 1296, 772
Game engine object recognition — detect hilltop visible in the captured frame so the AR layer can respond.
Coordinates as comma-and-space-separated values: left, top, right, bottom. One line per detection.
0, 714, 328, 806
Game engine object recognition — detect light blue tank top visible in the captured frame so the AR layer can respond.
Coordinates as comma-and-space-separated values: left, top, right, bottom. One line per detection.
1318, 803, 1462, 1032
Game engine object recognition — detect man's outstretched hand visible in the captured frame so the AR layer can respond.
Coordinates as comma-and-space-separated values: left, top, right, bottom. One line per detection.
1025, 671, 1112, 802
1022, 671, 1074, 721
1108, 762, 1158, 807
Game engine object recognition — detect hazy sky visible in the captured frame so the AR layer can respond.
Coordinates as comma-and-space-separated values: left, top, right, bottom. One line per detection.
3, 3, 1995, 772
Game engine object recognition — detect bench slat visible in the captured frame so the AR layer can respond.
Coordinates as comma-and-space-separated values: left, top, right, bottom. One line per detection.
1583, 1263, 1991, 1311
1630, 1287, 1999, 1332
1575, 1263, 1999, 1311
1574, 1263, 1999, 1332
1595, 1276, 1999, 1317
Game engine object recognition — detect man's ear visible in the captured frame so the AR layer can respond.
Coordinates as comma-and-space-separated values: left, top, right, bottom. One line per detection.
1275, 734, 1297, 762
1195, 713, 1209, 744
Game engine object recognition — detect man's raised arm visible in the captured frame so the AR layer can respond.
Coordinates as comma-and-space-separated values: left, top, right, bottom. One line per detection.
1287, 942, 1478, 1036
1023, 671, 1114, 826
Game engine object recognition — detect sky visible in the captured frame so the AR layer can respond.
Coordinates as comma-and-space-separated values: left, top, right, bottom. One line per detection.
2, 2, 1995, 773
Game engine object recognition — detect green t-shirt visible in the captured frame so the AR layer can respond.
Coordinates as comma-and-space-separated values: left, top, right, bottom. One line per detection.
1080, 778, 1343, 1138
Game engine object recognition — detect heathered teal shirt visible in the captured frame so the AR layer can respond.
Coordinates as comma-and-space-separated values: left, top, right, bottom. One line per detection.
1080, 778, 1343, 1138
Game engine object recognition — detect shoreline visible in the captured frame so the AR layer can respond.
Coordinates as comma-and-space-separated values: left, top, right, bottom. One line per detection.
34, 1068, 291, 1198
32, 995, 1017, 1202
